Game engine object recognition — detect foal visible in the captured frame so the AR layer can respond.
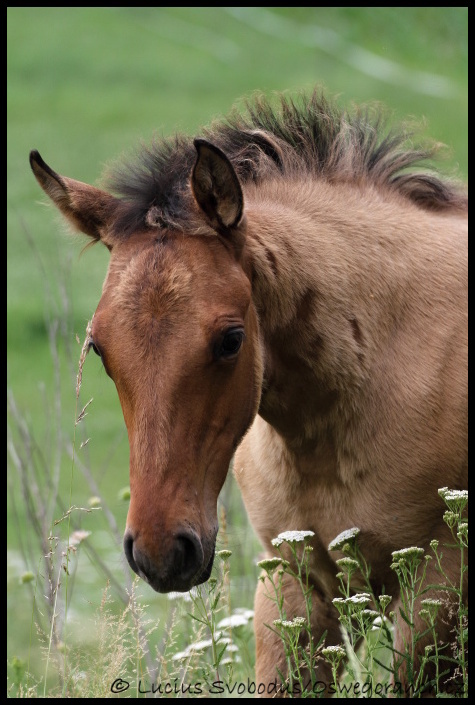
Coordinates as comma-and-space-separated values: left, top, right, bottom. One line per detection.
30, 89, 467, 695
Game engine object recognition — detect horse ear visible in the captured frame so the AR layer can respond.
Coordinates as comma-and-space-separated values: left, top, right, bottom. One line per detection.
191, 139, 243, 231
29, 150, 119, 246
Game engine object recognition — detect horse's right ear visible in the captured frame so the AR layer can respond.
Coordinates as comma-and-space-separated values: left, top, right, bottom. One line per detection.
29, 150, 119, 247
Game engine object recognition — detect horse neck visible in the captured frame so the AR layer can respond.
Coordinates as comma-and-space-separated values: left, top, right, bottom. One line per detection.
242, 182, 357, 447
242, 178, 464, 450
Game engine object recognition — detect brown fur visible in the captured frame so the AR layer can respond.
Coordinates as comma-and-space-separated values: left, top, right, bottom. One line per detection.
30, 88, 467, 696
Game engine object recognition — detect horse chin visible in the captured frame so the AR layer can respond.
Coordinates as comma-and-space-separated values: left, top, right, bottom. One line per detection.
143, 545, 216, 595
123, 524, 218, 594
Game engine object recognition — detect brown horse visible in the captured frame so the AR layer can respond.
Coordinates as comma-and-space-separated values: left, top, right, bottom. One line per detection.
30, 89, 467, 694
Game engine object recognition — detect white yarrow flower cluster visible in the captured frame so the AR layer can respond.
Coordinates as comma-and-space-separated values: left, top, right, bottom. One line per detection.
361, 608, 380, 620
345, 592, 371, 605
167, 587, 200, 603
391, 547, 424, 561
444, 490, 468, 501
172, 635, 223, 660
322, 645, 346, 658
328, 527, 361, 551
256, 557, 285, 572
322, 644, 347, 667
420, 598, 442, 623
421, 598, 442, 607
217, 615, 248, 629
273, 616, 306, 632
332, 593, 372, 615
438, 487, 468, 502
438, 487, 468, 512
271, 530, 315, 547
224, 643, 239, 653
68, 530, 91, 548
371, 615, 390, 630
217, 611, 253, 629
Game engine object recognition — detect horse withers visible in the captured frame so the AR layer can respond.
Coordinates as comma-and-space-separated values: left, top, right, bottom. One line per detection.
30, 89, 467, 695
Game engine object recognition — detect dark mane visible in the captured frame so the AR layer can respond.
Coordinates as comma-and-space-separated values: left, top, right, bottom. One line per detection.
106, 89, 467, 237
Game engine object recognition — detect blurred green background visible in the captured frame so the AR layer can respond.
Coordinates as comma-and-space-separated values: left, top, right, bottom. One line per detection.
7, 6, 467, 688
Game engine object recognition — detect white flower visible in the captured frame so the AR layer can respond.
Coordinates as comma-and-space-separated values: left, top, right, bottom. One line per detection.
328, 528, 360, 551
68, 530, 91, 547
217, 636, 232, 645
171, 635, 223, 660
172, 651, 189, 661
257, 557, 284, 571
171, 642, 209, 661
438, 488, 468, 514
273, 616, 306, 631
289, 616, 306, 627
391, 547, 424, 561
371, 615, 392, 631
217, 614, 251, 629
186, 638, 215, 651
336, 557, 359, 571
438, 487, 468, 501
322, 645, 346, 655
322, 645, 346, 660
167, 591, 193, 602
233, 607, 254, 620
332, 597, 346, 607
378, 594, 392, 610
361, 609, 379, 619
167, 586, 200, 602
420, 598, 442, 621
271, 530, 315, 547
346, 593, 371, 605
444, 490, 468, 502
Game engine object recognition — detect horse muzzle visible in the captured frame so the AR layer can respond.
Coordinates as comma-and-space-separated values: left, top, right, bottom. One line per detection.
123, 526, 216, 593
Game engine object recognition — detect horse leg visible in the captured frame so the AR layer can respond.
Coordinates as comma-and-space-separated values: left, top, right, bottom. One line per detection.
253, 571, 342, 698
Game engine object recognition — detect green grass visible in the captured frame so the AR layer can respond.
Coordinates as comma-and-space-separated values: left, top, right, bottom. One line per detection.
7, 6, 467, 693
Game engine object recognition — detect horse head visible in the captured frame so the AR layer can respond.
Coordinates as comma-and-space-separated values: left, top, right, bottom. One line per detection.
30, 142, 263, 592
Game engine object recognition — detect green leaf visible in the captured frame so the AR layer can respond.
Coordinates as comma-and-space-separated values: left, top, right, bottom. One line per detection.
398, 607, 415, 627
215, 643, 228, 667
211, 591, 221, 611
187, 612, 208, 626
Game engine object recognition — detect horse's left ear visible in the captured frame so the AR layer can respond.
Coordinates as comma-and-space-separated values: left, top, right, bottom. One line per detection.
191, 139, 244, 232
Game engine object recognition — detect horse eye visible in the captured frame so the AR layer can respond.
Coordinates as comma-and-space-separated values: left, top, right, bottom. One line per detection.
218, 329, 245, 359
88, 340, 101, 357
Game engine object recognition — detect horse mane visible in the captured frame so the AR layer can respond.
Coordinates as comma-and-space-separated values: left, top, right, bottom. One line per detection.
105, 89, 467, 238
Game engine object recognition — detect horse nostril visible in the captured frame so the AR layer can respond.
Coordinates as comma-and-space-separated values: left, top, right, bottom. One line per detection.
123, 529, 139, 575
174, 532, 204, 583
